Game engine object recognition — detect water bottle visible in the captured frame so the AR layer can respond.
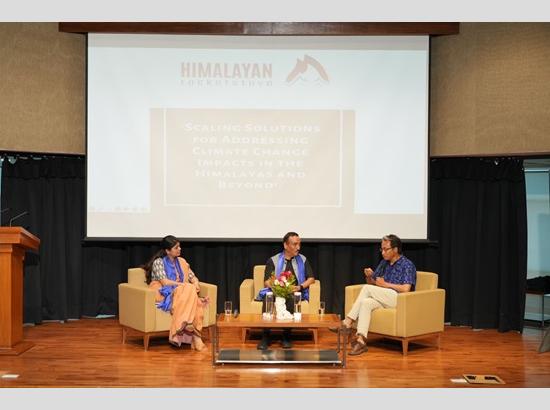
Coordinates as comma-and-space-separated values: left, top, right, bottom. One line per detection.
264, 292, 274, 320
293, 291, 302, 321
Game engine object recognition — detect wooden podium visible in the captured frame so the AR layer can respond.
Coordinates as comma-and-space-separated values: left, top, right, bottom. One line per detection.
0, 227, 40, 355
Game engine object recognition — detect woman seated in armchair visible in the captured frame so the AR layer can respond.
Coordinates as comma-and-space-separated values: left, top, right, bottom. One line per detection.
143, 235, 208, 351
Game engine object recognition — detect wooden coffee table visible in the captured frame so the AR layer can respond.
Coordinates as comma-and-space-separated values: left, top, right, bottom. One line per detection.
212, 313, 348, 367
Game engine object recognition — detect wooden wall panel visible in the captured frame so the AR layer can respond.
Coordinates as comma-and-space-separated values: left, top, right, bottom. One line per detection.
0, 23, 85, 155
430, 23, 550, 157
3, 23, 550, 157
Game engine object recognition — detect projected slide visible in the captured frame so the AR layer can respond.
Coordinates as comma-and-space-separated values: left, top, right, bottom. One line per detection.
161, 109, 341, 206
87, 35, 428, 240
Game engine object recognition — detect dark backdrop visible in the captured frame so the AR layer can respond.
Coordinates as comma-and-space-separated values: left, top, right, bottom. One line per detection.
1, 155, 527, 331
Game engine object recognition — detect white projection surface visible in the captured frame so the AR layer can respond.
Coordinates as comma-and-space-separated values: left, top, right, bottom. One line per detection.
87, 34, 429, 240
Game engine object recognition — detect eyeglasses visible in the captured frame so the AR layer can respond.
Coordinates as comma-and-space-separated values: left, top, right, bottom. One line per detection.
380, 247, 393, 253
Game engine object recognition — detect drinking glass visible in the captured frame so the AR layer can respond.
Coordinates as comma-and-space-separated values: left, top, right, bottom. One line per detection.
293, 292, 302, 311
293, 292, 302, 321
264, 292, 274, 320
319, 301, 325, 315
224, 300, 232, 316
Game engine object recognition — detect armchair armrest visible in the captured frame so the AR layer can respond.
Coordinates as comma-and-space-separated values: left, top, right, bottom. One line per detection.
308, 280, 321, 313
345, 284, 365, 317
239, 279, 255, 314
199, 281, 217, 327
395, 289, 446, 337
118, 283, 157, 332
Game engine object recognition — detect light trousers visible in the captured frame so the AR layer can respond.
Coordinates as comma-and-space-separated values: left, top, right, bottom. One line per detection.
347, 284, 398, 338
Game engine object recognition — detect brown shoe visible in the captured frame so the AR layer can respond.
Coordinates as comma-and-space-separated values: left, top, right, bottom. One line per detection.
329, 320, 352, 333
348, 341, 368, 356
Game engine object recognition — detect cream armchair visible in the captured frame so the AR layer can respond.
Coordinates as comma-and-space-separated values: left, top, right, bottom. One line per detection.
239, 265, 321, 343
118, 267, 217, 350
344, 271, 445, 355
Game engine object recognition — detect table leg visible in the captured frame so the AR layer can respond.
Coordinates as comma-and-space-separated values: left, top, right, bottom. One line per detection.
342, 328, 347, 368
542, 296, 545, 328
212, 322, 217, 367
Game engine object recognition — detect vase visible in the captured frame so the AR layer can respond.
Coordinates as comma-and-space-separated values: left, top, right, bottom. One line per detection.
275, 296, 293, 320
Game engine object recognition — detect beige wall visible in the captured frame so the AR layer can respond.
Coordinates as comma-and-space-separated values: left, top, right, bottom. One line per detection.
1, 23, 549, 156
0, 23, 85, 154
430, 23, 550, 157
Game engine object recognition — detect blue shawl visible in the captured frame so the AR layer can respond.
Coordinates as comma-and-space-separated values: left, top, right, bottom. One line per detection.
156, 256, 185, 312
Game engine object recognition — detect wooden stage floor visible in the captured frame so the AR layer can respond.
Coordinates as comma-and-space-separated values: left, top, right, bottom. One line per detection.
1, 318, 549, 388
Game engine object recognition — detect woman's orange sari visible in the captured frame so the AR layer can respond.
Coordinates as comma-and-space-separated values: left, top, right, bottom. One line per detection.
149, 257, 205, 346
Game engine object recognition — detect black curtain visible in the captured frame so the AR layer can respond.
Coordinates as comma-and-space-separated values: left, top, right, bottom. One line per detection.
429, 157, 527, 331
1, 155, 527, 331
1, 156, 85, 322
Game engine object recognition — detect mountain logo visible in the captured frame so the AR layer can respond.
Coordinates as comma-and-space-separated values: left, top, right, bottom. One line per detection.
286, 55, 329, 85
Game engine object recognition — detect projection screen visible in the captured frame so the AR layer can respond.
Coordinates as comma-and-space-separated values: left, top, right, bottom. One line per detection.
87, 34, 429, 240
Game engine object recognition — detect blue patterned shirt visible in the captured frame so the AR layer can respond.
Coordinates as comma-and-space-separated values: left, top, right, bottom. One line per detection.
373, 255, 416, 290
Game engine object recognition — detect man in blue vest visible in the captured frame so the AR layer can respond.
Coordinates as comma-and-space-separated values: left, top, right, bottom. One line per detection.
257, 231, 315, 350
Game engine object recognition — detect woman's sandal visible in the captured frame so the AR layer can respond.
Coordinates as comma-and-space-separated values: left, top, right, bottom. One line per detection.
191, 336, 207, 352
176, 322, 196, 336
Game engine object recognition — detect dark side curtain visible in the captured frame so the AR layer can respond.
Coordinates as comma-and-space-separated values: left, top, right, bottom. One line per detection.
1, 156, 85, 323
429, 157, 527, 331
1, 155, 527, 331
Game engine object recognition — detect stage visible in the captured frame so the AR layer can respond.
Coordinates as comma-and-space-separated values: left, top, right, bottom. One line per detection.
1, 318, 549, 388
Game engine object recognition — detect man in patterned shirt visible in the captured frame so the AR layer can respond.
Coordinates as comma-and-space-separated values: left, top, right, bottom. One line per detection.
339, 234, 416, 356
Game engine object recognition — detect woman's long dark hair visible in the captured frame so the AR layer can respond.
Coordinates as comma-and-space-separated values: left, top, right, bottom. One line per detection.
142, 235, 180, 284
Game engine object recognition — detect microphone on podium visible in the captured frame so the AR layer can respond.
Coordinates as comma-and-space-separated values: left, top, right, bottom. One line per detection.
9, 211, 29, 227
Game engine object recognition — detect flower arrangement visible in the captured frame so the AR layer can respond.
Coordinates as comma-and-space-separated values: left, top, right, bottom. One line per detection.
268, 270, 296, 299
